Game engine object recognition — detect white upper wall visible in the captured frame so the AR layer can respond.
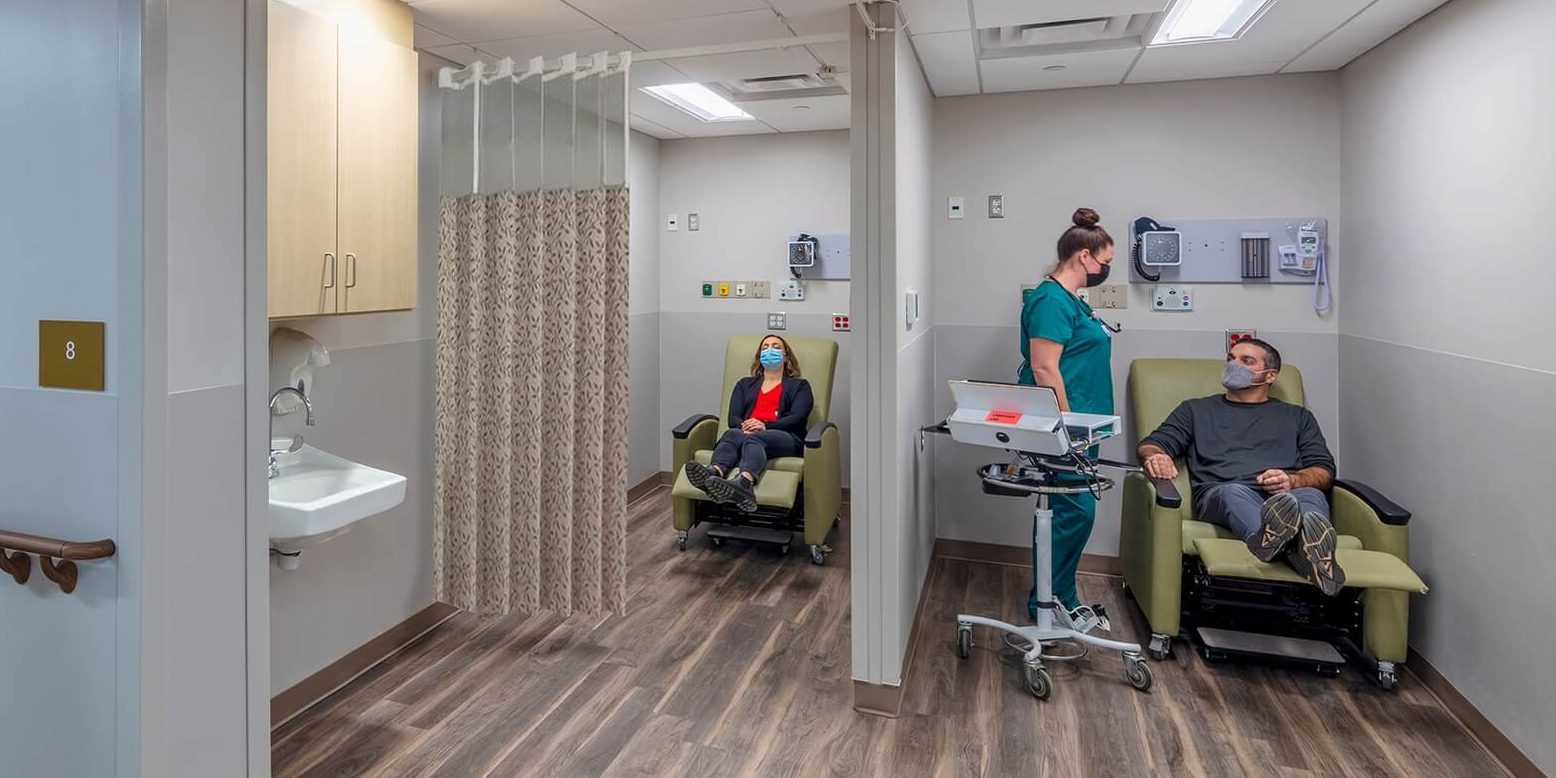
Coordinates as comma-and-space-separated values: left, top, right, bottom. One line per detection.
628, 131, 661, 315
894, 31, 934, 348
933, 73, 1343, 334
657, 130, 851, 313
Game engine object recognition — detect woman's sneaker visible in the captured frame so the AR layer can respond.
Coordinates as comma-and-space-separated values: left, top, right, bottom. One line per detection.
1288, 511, 1347, 596
1056, 603, 1110, 634
1251, 491, 1302, 562
704, 474, 759, 512
684, 461, 715, 494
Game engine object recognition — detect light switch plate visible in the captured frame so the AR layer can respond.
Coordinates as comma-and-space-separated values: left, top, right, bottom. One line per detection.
948, 196, 964, 220
667, 213, 679, 231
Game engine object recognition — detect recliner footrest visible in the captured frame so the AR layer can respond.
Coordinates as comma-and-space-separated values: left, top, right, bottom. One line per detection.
672, 467, 802, 510
1193, 538, 1428, 593
706, 525, 792, 546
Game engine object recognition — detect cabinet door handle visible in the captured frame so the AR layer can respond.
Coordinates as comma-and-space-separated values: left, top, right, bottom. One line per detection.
324, 253, 336, 288
345, 253, 357, 288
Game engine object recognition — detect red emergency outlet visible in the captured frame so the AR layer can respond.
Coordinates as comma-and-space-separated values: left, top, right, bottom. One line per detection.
832, 314, 851, 332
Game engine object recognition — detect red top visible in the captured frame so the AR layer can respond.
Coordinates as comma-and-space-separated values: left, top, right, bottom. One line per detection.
751, 381, 782, 423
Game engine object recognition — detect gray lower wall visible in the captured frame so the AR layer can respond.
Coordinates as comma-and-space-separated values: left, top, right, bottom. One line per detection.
166, 384, 247, 776
931, 324, 1340, 553
268, 339, 436, 693
628, 311, 661, 487
1339, 335, 1554, 771
897, 328, 937, 651
658, 312, 853, 486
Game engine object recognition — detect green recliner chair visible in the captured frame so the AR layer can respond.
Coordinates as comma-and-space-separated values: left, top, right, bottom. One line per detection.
670, 335, 843, 565
1119, 359, 1428, 689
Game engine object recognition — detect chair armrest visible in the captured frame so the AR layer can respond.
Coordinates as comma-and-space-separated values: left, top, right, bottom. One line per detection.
805, 422, 837, 449
673, 414, 719, 439
1148, 476, 1182, 509
1333, 479, 1410, 525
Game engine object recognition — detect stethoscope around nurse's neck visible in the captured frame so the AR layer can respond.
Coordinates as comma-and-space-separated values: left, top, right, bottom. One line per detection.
1046, 275, 1123, 334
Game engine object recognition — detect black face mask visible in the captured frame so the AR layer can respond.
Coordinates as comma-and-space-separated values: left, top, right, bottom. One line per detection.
1084, 259, 1111, 288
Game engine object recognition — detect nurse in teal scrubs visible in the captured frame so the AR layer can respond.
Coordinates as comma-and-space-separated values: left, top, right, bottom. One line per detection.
1017, 207, 1117, 634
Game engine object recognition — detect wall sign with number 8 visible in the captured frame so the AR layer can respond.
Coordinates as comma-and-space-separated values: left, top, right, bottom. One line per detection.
38, 320, 105, 391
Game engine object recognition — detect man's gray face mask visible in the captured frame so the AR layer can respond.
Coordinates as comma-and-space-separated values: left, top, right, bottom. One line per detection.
1222, 360, 1271, 390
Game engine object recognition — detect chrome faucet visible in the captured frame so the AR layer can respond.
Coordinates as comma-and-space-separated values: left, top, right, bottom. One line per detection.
269, 385, 316, 479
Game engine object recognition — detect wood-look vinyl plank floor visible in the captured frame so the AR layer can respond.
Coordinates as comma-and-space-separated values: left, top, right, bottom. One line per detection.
272, 488, 1507, 777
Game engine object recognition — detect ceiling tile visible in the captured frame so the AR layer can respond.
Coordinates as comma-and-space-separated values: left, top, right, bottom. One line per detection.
564, 0, 769, 28
410, 0, 598, 43
742, 94, 850, 132
923, 61, 980, 96
979, 47, 1139, 92
972, 0, 1168, 28
664, 47, 823, 83
1128, 0, 1369, 80
424, 43, 488, 65
899, 0, 971, 34
628, 114, 686, 139
767, 0, 853, 15
1347, 0, 1452, 27
807, 42, 850, 69
1126, 57, 1284, 84
911, 31, 974, 64
414, 24, 459, 49
627, 60, 695, 90
475, 29, 636, 62
618, 9, 792, 51
1282, 23, 1405, 73
776, 8, 852, 35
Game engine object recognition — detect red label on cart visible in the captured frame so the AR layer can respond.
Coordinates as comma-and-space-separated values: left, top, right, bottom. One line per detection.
985, 409, 1023, 424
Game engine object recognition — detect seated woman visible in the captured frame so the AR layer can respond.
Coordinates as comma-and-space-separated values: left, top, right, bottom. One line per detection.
684, 334, 814, 512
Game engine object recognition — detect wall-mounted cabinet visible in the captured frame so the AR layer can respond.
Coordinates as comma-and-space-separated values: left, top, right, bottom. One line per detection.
267, 0, 417, 319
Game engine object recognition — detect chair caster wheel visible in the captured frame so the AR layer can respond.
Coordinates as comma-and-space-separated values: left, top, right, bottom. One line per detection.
1126, 653, 1154, 692
1024, 663, 1052, 700
810, 545, 827, 566
1148, 634, 1172, 661
1377, 669, 1397, 691
779, 543, 791, 556
955, 623, 972, 659
675, 532, 688, 552
833, 514, 841, 529
711, 536, 725, 548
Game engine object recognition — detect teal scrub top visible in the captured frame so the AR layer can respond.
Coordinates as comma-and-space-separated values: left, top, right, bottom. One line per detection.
1017, 279, 1114, 415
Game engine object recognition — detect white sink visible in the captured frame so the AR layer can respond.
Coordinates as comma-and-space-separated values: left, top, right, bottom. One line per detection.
268, 443, 406, 556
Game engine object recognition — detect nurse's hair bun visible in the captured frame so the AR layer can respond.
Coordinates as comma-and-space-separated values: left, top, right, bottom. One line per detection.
1072, 208, 1102, 229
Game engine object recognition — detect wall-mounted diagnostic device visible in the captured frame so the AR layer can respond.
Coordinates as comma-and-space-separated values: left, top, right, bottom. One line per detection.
786, 232, 850, 280
1131, 217, 1178, 282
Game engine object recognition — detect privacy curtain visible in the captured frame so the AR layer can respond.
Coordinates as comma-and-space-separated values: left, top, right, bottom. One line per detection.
434, 54, 629, 615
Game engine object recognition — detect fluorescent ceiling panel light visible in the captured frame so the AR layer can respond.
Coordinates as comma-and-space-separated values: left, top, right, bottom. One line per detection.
641, 83, 753, 122
1151, 0, 1273, 46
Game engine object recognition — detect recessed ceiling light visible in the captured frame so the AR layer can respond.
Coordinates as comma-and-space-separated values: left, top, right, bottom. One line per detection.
1152, 0, 1274, 46
793, 104, 812, 111
1043, 64, 1067, 72
641, 83, 753, 123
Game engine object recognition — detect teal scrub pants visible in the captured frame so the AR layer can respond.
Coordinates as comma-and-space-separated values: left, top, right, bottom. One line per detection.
1028, 485, 1095, 617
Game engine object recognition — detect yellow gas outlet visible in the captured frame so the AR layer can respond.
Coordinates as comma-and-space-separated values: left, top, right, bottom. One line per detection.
717, 283, 730, 297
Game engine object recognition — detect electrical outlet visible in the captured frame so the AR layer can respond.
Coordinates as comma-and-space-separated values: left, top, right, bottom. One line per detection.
832, 313, 851, 332
779, 280, 806, 301
1226, 329, 1257, 353
988, 194, 1004, 219
768, 312, 787, 331
1152, 284, 1194, 311
688, 213, 700, 232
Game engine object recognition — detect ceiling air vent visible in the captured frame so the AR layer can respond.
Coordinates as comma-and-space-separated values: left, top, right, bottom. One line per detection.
978, 13, 1156, 59
720, 71, 847, 103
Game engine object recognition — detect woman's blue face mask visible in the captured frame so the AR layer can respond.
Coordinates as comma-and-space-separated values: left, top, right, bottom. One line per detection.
759, 347, 785, 369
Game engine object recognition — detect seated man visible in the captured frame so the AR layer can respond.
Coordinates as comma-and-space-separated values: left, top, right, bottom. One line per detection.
1137, 339, 1346, 594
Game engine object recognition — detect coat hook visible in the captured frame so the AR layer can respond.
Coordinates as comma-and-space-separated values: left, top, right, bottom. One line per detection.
0, 549, 30, 585
39, 557, 78, 594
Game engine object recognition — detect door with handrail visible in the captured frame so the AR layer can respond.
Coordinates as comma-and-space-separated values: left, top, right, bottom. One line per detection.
0, 0, 138, 774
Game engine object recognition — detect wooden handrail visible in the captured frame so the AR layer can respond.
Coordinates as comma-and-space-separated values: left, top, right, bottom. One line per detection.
0, 529, 116, 594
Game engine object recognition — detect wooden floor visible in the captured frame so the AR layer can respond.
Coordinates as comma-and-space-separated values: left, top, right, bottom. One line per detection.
272, 488, 1506, 777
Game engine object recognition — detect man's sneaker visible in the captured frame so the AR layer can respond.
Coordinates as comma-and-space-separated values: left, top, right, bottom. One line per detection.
1056, 603, 1110, 634
1251, 491, 1302, 562
684, 461, 715, 494
1288, 511, 1347, 596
